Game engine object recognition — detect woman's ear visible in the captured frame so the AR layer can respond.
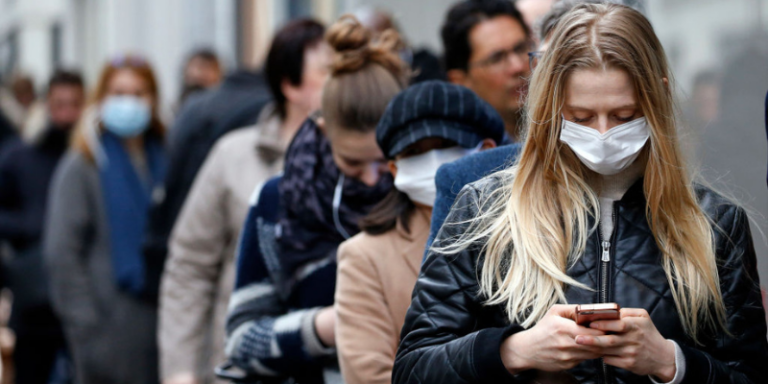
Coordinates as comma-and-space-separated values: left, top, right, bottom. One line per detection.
662, 77, 670, 92
315, 116, 326, 133
387, 160, 398, 179
479, 138, 497, 151
447, 69, 470, 87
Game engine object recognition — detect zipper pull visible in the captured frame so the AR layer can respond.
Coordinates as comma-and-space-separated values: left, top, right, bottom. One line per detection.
601, 241, 611, 262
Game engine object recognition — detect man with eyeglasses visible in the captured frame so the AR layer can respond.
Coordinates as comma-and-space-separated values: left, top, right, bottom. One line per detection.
442, 0, 532, 142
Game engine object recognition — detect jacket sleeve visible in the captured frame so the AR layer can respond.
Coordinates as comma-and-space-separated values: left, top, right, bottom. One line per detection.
158, 142, 229, 380
677, 206, 768, 384
393, 184, 527, 384
335, 238, 398, 384
425, 162, 458, 258
224, 191, 333, 377
43, 154, 101, 333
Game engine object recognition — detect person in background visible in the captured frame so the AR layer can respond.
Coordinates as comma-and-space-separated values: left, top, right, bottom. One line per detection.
224, 15, 409, 384
143, 42, 272, 305
442, 0, 532, 141
353, 7, 445, 83
685, 70, 721, 130
425, 0, 588, 254
9, 74, 36, 113
395, 3, 768, 383
0, 73, 38, 133
0, 69, 84, 384
334, 81, 504, 384
44, 55, 166, 384
177, 49, 223, 110
159, 19, 329, 384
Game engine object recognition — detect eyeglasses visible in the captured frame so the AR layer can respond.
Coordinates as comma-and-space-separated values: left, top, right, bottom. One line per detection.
470, 41, 532, 72
528, 51, 543, 70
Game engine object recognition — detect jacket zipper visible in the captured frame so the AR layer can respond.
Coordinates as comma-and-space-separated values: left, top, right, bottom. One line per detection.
597, 204, 618, 384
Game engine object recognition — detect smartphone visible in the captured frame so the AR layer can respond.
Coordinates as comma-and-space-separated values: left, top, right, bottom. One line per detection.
575, 303, 620, 325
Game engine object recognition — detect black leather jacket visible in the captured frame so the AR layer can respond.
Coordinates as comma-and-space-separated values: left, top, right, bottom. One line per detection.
393, 176, 768, 384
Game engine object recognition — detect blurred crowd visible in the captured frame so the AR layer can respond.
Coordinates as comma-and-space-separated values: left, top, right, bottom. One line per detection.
0, 1, 763, 384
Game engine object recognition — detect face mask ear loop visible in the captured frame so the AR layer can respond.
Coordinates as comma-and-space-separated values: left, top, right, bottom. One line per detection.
333, 174, 352, 240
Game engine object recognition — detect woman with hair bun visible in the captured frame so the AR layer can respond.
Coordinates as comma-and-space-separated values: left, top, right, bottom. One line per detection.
394, 3, 768, 384
224, 15, 409, 383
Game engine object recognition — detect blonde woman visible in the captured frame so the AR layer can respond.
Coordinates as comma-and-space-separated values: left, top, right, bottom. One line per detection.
393, 4, 768, 384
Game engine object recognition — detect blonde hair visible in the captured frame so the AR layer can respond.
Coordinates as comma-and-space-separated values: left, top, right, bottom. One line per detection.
321, 14, 409, 133
440, 3, 726, 343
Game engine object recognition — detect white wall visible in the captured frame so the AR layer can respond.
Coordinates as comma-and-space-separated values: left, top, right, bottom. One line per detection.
0, 0, 238, 107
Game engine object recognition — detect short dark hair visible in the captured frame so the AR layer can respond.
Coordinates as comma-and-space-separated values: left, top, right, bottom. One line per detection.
187, 48, 220, 66
47, 69, 84, 94
441, 0, 528, 72
265, 18, 326, 118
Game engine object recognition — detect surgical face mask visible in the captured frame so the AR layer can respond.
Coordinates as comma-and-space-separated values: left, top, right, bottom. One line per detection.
100, 95, 151, 138
560, 117, 649, 175
394, 146, 469, 207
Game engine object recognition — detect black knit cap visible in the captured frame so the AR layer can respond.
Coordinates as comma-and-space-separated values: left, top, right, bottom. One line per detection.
376, 80, 505, 158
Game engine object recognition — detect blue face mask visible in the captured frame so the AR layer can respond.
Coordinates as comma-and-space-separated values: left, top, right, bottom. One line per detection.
100, 96, 151, 138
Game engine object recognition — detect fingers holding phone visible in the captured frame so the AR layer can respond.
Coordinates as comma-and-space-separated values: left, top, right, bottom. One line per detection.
500, 304, 605, 374
575, 307, 677, 381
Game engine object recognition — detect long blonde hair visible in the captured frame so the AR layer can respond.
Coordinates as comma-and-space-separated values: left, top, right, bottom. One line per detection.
441, 3, 726, 343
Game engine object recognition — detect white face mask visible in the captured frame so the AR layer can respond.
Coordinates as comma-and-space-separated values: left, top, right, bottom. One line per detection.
560, 117, 649, 175
394, 146, 469, 207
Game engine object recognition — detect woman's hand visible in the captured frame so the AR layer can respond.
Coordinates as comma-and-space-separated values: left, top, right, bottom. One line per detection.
576, 308, 676, 382
501, 305, 605, 374
314, 306, 336, 347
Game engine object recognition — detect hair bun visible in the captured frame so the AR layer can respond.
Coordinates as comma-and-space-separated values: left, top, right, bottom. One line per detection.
326, 14, 371, 53
326, 14, 407, 81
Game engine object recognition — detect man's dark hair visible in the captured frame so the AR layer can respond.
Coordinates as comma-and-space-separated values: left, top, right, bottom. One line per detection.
265, 18, 326, 118
47, 69, 84, 94
441, 0, 529, 72
187, 48, 220, 66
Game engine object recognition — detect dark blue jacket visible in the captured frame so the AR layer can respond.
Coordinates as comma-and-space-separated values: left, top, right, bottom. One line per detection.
225, 177, 337, 384
0, 127, 69, 334
0, 128, 68, 250
425, 144, 520, 259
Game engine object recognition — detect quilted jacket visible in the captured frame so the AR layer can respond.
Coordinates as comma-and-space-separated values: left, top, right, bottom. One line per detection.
393, 175, 768, 384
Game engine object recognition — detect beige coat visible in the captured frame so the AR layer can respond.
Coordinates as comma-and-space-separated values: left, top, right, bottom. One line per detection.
335, 208, 431, 384
158, 105, 285, 383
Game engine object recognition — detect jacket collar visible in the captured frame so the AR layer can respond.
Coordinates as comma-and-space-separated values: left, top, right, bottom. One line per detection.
252, 103, 285, 164
396, 207, 431, 276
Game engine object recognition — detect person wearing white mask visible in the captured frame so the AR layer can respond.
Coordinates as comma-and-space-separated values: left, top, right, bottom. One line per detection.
44, 55, 166, 384
334, 81, 503, 384
394, 4, 768, 384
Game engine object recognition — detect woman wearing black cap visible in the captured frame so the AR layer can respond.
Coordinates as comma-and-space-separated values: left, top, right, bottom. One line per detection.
334, 80, 504, 384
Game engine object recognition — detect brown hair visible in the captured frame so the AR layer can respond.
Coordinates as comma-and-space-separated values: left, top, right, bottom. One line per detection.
321, 14, 409, 133
72, 55, 165, 162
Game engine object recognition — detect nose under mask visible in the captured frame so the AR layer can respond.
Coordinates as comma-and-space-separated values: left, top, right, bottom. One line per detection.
394, 146, 472, 207
559, 117, 649, 175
